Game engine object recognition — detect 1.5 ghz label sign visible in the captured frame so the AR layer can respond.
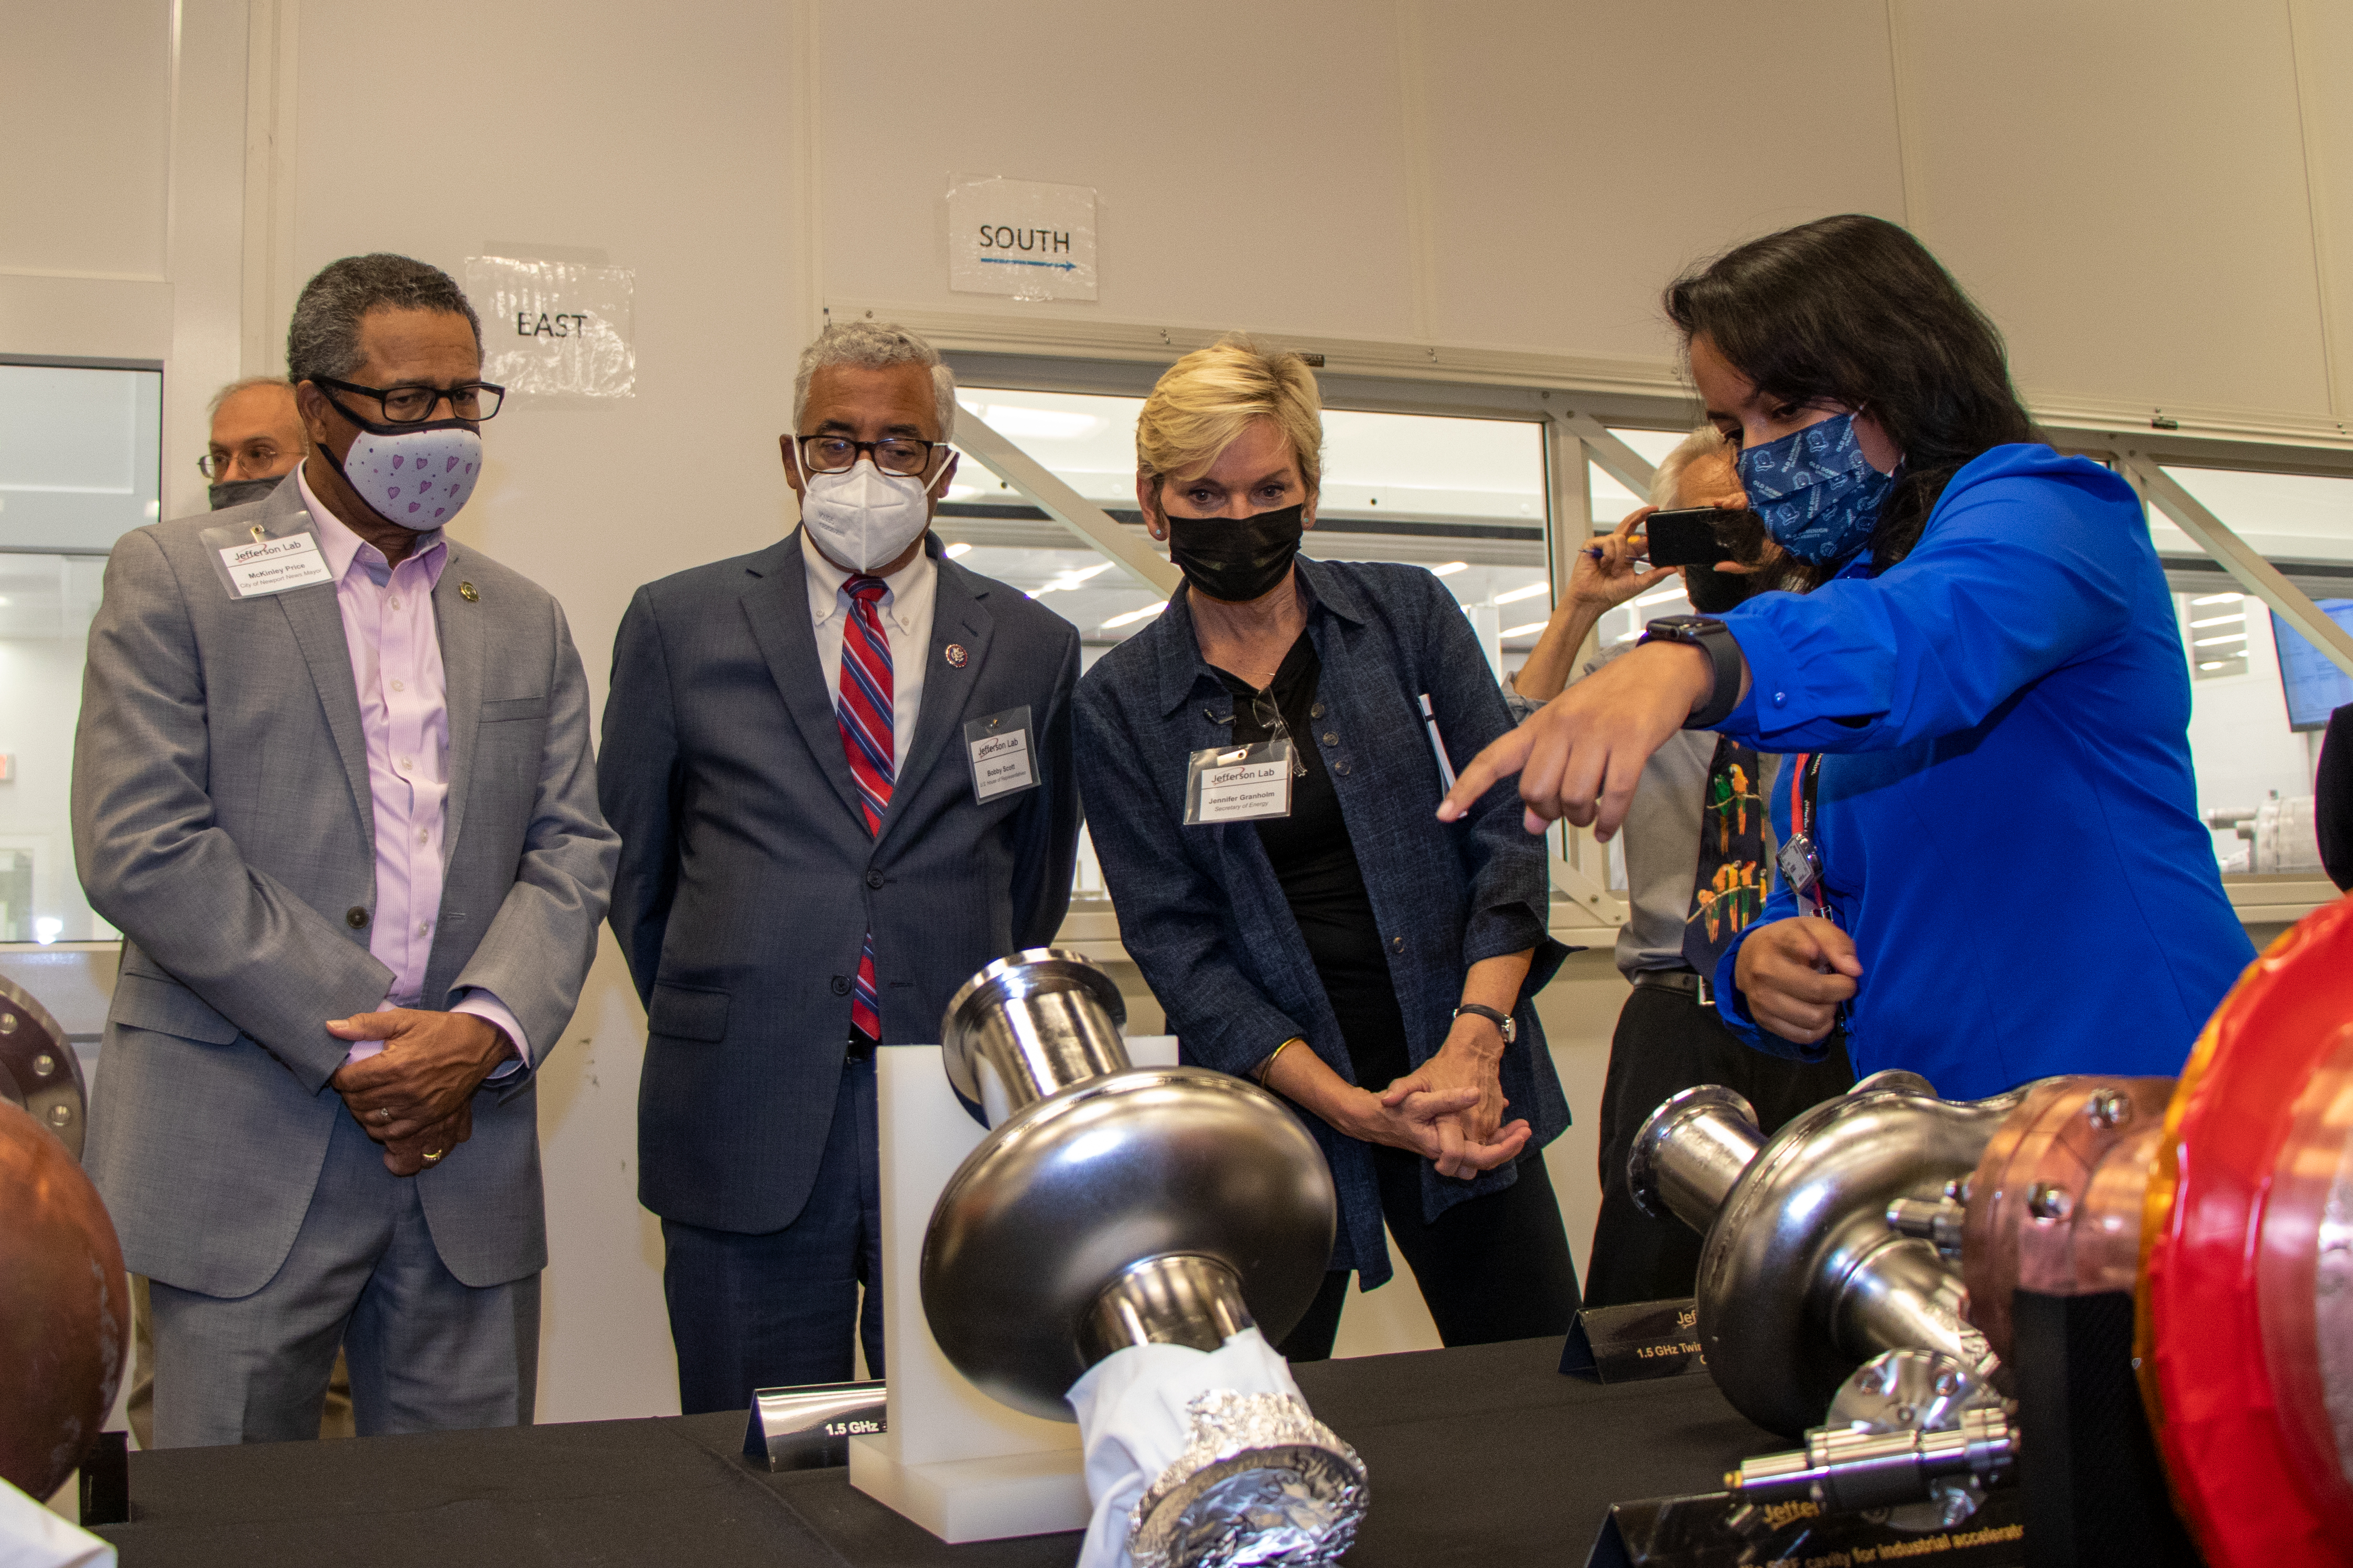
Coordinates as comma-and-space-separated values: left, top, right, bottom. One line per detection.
946, 176, 1098, 302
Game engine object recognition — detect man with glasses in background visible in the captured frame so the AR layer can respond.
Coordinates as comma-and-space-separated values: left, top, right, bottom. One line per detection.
200, 376, 307, 510
600, 319, 1081, 1410
75, 253, 616, 1445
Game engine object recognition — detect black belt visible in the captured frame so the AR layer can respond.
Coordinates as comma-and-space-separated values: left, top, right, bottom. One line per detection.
1632, 968, 1714, 1005
845, 1026, 879, 1065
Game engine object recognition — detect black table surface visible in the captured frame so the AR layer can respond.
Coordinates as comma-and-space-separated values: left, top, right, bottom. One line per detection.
98, 1336, 1780, 1566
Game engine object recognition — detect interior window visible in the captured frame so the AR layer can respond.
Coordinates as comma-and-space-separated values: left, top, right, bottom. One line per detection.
0, 361, 160, 945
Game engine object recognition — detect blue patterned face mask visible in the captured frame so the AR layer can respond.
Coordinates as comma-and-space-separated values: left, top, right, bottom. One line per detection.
1734, 412, 1897, 566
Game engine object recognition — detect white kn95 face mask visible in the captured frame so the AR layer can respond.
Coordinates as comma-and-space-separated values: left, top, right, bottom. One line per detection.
801, 459, 946, 572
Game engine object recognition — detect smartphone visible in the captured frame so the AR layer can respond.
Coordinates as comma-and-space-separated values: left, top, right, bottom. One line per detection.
1641, 507, 1738, 568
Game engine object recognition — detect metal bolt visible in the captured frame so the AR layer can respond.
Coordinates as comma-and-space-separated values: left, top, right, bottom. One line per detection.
32, 1053, 54, 1078
1943, 1176, 1971, 1204
47, 1104, 70, 1127
1893, 1403, 1918, 1426
2028, 1182, 2074, 1221
1932, 1366, 1962, 1397
0, 1011, 14, 1034
2085, 1088, 2129, 1130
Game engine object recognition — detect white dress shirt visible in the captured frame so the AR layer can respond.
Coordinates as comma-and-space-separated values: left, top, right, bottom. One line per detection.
296, 464, 525, 1075
801, 528, 936, 765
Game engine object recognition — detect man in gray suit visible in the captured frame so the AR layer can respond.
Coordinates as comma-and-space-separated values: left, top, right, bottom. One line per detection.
73, 253, 616, 1446
600, 320, 1081, 1412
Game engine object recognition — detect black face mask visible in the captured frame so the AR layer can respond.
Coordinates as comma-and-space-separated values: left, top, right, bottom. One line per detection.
1683, 562, 1759, 615
208, 476, 283, 511
1165, 504, 1306, 604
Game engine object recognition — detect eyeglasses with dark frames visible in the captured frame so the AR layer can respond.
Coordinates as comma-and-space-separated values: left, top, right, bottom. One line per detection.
1247, 691, 1309, 778
313, 376, 505, 424
795, 434, 947, 478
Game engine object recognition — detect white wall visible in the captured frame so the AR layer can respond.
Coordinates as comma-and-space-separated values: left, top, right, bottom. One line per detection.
7, 0, 2353, 1425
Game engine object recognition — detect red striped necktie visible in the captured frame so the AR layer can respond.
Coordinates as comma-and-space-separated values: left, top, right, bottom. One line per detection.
836, 574, 895, 1039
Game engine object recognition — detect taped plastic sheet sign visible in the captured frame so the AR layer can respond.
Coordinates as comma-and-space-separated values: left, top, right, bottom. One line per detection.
464, 255, 636, 399
947, 175, 1098, 301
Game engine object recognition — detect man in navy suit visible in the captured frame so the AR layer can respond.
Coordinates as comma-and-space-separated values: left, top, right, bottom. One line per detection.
599, 321, 1082, 1411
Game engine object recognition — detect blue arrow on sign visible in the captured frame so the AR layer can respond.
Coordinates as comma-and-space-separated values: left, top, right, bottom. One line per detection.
980, 257, 1079, 273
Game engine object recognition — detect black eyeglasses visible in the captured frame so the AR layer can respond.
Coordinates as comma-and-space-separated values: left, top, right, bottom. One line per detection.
314, 376, 505, 424
796, 435, 946, 477
1246, 692, 1309, 778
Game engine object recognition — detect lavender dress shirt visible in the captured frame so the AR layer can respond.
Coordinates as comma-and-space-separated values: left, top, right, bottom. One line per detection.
295, 466, 525, 1075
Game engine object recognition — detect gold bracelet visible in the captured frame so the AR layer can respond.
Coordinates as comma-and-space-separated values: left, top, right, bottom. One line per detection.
1255, 1037, 1306, 1085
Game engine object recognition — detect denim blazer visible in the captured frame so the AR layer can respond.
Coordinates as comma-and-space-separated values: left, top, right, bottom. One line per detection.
1074, 557, 1571, 1286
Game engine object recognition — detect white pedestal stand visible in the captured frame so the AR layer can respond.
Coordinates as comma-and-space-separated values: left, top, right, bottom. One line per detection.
848, 1037, 1179, 1544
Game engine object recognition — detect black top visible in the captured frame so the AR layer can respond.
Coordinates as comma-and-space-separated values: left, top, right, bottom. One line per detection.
2320, 703, 2353, 894
1215, 632, 1411, 1089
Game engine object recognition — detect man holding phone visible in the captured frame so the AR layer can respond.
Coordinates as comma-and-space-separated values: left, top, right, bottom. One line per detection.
1503, 426, 1852, 1307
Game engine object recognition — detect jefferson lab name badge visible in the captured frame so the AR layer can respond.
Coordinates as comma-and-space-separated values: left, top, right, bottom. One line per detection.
199, 517, 334, 600
964, 706, 1039, 802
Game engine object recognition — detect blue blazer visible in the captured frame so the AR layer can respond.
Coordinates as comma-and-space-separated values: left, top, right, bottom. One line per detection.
1074, 558, 1570, 1287
1710, 445, 2254, 1096
601, 530, 1082, 1234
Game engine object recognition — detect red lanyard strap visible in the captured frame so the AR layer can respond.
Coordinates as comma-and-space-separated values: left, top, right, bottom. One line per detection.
1788, 752, 1812, 840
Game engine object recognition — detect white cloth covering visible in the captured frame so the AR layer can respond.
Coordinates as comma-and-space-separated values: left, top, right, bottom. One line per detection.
1064, 1326, 1304, 1568
0, 1479, 114, 1568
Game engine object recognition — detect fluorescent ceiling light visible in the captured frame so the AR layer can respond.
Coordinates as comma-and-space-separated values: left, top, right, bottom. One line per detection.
2187, 613, 2242, 627
1101, 602, 1166, 629
1501, 621, 1549, 638
2191, 592, 2244, 605
972, 406, 1103, 440
1631, 586, 1688, 608
1494, 582, 1549, 605
2193, 633, 2248, 646
1062, 561, 1115, 582
942, 542, 971, 558
1430, 561, 1468, 577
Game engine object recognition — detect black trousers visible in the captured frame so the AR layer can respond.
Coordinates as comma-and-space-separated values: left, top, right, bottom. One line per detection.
1583, 983, 1854, 1309
1276, 1149, 1581, 1362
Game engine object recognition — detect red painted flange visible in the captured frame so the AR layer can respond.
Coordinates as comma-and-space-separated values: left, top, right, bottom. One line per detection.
2138, 892, 2353, 1567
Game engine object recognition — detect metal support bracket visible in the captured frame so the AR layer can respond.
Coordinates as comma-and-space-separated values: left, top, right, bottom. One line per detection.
1555, 410, 1661, 504
2118, 451, 2353, 678
950, 409, 1183, 597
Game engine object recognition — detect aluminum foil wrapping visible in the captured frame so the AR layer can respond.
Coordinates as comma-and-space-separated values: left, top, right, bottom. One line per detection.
1128, 1389, 1367, 1568
1065, 1327, 1366, 1568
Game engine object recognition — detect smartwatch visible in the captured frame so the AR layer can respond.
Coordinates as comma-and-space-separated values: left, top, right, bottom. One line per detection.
1452, 1002, 1516, 1045
1638, 614, 1745, 731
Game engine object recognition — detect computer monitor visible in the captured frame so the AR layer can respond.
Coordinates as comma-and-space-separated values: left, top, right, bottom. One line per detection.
2272, 597, 2353, 731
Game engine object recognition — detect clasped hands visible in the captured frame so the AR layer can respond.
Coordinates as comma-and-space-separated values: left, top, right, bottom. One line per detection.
1351, 1013, 1527, 1180
326, 1009, 512, 1176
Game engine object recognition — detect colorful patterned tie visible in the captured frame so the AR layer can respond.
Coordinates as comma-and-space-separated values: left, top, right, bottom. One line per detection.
836, 575, 895, 1039
1682, 736, 1769, 985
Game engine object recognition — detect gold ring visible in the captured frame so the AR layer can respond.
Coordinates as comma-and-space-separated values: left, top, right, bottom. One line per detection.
423, 1148, 444, 1162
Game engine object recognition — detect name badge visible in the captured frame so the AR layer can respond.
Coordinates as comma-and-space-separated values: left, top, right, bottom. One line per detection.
1184, 739, 1295, 825
963, 706, 1039, 802
199, 517, 334, 600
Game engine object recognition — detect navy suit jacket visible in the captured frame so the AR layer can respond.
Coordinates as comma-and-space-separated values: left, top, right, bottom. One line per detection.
601, 529, 1081, 1233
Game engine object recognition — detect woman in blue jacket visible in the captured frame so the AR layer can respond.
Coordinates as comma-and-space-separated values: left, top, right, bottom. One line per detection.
1444, 215, 2252, 1099
1076, 338, 1578, 1359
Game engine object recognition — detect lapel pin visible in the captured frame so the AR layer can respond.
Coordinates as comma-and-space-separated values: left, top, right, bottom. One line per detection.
944, 643, 968, 667
459, 581, 478, 602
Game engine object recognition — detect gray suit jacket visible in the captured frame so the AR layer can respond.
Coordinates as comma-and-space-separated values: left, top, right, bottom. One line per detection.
73, 474, 617, 1296
601, 529, 1080, 1235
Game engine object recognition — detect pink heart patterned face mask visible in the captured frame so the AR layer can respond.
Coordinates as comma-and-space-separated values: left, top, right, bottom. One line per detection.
337, 423, 483, 531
